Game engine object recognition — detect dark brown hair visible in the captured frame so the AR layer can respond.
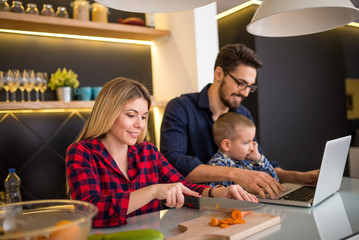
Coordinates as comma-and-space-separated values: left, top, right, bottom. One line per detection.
214, 43, 263, 72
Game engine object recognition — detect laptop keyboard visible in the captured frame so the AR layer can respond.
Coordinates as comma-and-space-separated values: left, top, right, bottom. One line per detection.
280, 186, 316, 202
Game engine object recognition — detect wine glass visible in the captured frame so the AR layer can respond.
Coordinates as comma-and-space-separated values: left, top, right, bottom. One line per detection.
24, 69, 35, 102
18, 70, 28, 102
39, 72, 48, 101
34, 72, 43, 102
2, 70, 11, 102
0, 71, 3, 93
8, 69, 20, 102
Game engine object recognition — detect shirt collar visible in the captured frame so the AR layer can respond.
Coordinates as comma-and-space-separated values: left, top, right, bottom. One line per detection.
197, 84, 211, 109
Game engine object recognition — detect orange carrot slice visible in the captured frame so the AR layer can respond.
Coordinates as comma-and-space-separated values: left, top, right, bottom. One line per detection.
209, 217, 220, 226
234, 218, 246, 224
231, 210, 252, 219
220, 223, 230, 228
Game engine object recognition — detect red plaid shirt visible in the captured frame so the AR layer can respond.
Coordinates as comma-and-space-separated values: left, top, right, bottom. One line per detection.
66, 138, 208, 228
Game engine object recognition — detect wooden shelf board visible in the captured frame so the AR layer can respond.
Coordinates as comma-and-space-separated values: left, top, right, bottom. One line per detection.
0, 12, 170, 41
0, 100, 167, 110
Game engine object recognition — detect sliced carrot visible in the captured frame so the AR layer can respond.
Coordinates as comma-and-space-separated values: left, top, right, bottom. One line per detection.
231, 210, 252, 219
220, 223, 230, 228
234, 218, 246, 224
219, 219, 230, 224
224, 218, 236, 225
209, 217, 220, 226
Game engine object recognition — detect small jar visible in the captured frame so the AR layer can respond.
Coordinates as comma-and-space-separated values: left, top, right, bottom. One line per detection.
55, 6, 69, 18
0, 0, 10, 12
25, 3, 39, 15
91, 3, 108, 23
41, 4, 54, 16
10, 1, 24, 13
72, 0, 89, 21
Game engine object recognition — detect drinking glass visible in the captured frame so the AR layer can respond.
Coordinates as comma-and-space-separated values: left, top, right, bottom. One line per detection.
34, 72, 43, 102
0, 71, 3, 93
24, 69, 35, 102
3, 70, 11, 102
19, 70, 28, 102
39, 72, 48, 101
8, 69, 20, 102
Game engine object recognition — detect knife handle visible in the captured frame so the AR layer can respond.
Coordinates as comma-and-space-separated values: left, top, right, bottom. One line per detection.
159, 196, 200, 209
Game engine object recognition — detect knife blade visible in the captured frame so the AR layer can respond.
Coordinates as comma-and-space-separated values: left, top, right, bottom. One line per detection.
161, 196, 263, 211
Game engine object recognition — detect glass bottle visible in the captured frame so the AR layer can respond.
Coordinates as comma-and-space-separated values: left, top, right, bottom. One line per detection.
25, 3, 39, 15
41, 4, 54, 16
0, 0, 10, 12
72, 0, 89, 21
92, 3, 108, 23
55, 6, 69, 18
10, 1, 24, 13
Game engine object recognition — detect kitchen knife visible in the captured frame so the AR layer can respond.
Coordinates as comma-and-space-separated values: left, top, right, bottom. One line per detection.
161, 196, 263, 211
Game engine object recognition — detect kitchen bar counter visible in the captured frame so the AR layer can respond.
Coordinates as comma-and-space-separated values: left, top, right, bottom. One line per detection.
90, 177, 359, 239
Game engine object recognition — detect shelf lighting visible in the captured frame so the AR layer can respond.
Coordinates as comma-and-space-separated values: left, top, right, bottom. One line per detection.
0, 29, 153, 46
0, 108, 93, 114
216, 0, 359, 30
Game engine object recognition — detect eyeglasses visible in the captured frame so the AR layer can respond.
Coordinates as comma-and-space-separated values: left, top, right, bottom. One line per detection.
223, 70, 258, 93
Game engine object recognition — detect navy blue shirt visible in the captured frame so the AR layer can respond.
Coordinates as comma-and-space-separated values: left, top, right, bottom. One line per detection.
160, 84, 279, 177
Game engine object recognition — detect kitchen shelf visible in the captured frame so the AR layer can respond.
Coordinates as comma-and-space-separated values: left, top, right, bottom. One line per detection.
0, 100, 167, 111
0, 11, 170, 41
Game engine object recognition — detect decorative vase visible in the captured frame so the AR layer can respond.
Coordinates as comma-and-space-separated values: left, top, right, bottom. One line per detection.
56, 87, 72, 102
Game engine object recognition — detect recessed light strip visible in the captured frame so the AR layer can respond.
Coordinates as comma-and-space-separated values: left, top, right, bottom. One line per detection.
0, 29, 153, 46
347, 22, 359, 28
216, 0, 262, 20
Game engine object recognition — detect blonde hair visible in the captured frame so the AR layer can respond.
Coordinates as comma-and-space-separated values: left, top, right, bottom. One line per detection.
213, 112, 255, 148
76, 77, 152, 144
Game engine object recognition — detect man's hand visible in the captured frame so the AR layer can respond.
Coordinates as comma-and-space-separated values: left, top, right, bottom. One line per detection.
230, 168, 284, 199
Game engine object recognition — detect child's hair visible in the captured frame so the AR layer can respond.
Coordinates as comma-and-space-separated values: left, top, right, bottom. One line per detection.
213, 112, 255, 148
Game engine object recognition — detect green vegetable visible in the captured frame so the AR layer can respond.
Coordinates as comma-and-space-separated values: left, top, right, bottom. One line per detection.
88, 229, 164, 240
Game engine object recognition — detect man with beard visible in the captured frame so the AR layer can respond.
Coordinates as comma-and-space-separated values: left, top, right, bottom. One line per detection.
160, 43, 318, 199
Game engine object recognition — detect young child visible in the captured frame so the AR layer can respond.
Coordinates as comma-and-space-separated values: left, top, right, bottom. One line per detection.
207, 112, 279, 187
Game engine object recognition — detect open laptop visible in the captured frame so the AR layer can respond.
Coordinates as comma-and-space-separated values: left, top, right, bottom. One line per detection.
258, 135, 352, 207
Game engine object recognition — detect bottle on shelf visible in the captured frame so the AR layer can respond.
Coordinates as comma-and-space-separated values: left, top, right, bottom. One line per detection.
10, 1, 24, 13
4, 168, 22, 203
0, 0, 10, 12
25, 3, 39, 15
72, 0, 89, 21
41, 4, 54, 17
55, 6, 69, 18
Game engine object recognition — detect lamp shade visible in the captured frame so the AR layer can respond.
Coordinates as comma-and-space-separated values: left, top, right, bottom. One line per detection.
246, 0, 359, 37
94, 0, 216, 13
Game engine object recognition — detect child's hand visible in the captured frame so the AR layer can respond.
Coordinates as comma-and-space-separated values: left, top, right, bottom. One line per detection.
247, 141, 261, 161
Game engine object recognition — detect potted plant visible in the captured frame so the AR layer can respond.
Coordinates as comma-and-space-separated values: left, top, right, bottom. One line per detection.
48, 68, 79, 102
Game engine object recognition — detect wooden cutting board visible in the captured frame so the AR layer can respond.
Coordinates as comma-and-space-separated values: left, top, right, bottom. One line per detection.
166, 211, 280, 240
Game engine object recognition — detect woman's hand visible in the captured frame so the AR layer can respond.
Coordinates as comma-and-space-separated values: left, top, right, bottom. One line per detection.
152, 182, 201, 208
211, 184, 258, 202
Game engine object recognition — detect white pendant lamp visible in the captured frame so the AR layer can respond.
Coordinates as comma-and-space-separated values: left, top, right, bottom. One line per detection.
94, 0, 216, 13
246, 0, 359, 37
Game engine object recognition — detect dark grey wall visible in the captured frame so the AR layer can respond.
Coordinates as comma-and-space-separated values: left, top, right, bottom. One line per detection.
218, 6, 358, 174
0, 33, 152, 101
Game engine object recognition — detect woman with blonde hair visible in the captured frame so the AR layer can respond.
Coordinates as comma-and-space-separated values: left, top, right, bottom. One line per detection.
66, 77, 257, 228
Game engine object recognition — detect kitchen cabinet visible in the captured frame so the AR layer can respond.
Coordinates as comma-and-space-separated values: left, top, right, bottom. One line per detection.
0, 11, 170, 41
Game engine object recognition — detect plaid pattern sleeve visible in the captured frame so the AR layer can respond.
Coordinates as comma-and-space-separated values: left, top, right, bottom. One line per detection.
66, 139, 208, 228
206, 151, 279, 187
